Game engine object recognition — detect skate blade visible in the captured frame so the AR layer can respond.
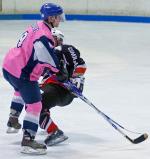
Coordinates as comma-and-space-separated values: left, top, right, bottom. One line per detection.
46, 135, 68, 146
21, 146, 47, 155
6, 127, 20, 133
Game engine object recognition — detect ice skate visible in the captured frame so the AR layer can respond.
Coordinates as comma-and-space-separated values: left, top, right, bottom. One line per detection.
21, 131, 47, 155
44, 129, 68, 146
6, 116, 21, 133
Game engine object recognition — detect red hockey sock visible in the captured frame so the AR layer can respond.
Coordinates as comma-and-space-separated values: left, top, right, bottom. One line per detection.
47, 122, 58, 134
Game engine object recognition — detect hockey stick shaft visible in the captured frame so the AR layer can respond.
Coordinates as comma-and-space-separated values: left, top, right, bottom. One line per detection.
64, 81, 125, 130
74, 92, 148, 144
63, 81, 148, 144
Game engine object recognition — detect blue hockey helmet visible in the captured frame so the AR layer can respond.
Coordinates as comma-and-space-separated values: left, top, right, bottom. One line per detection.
40, 3, 64, 20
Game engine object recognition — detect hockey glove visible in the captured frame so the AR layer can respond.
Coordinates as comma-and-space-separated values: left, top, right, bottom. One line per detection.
56, 60, 68, 82
38, 69, 52, 88
70, 76, 85, 93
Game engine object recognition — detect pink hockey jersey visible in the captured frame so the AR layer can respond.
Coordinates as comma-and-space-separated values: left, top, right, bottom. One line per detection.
2, 21, 59, 81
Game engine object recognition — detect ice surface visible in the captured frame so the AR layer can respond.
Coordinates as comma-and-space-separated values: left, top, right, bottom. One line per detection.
0, 20, 150, 158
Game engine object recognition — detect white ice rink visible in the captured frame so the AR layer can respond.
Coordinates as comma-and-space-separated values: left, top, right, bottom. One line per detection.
0, 20, 150, 158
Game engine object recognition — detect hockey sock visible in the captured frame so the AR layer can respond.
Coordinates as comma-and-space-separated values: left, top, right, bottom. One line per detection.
10, 91, 24, 118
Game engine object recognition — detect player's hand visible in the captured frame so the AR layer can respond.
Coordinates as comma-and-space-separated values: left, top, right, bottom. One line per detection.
56, 60, 68, 82
70, 76, 85, 92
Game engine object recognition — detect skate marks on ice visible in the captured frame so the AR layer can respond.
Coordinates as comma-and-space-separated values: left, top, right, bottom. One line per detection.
0, 126, 149, 159
46, 132, 149, 159
37, 131, 106, 147
38, 130, 148, 151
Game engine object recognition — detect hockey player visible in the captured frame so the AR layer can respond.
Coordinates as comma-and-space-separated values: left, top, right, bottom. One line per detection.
2, 3, 67, 155
39, 29, 87, 146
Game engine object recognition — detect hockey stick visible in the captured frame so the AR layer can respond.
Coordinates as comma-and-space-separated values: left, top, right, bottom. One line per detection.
63, 81, 148, 144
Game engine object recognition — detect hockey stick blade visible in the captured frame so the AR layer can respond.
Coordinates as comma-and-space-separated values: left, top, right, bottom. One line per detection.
125, 133, 148, 144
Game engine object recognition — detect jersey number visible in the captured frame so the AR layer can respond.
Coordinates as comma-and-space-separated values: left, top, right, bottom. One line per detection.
17, 31, 28, 48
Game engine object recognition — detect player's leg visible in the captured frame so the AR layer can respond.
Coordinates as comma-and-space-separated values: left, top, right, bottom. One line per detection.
3, 69, 24, 133
19, 80, 47, 154
3, 66, 47, 155
40, 84, 72, 146
7, 91, 24, 133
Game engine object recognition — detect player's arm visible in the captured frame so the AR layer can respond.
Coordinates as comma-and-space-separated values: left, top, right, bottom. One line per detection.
71, 54, 87, 93
33, 36, 59, 70
34, 36, 68, 82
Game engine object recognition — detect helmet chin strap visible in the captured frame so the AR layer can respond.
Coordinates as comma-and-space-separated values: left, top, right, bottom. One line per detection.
43, 20, 54, 29
50, 22, 54, 28
47, 17, 55, 28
